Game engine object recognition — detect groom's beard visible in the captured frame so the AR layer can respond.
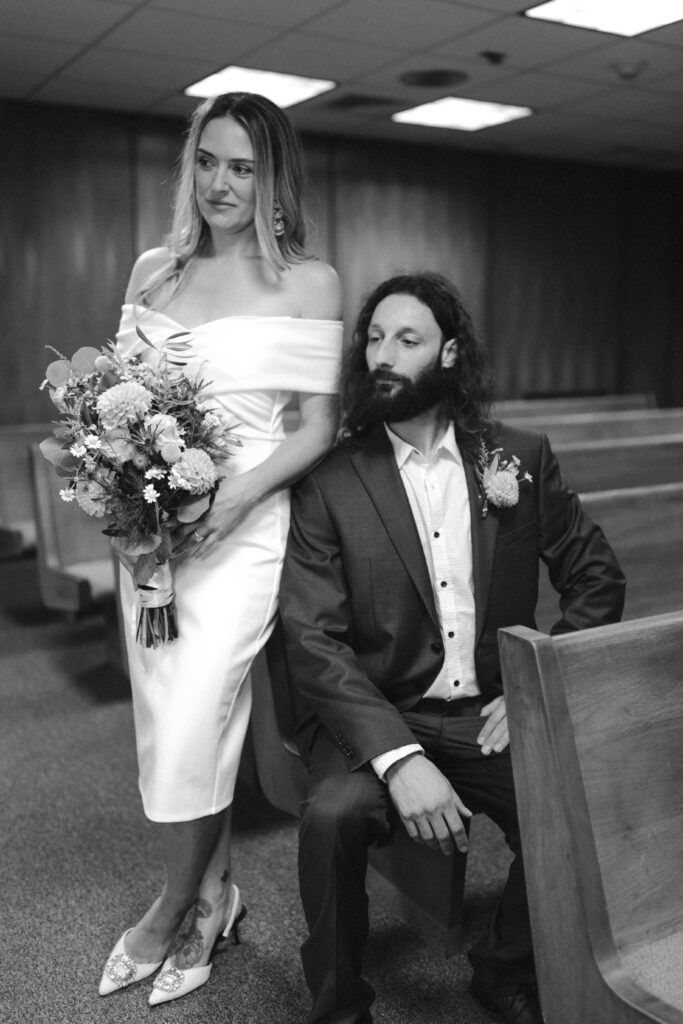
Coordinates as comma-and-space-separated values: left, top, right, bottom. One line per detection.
350, 358, 449, 426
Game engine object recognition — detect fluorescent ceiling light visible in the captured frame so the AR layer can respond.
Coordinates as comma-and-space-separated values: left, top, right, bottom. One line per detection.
185, 65, 336, 108
392, 97, 532, 132
525, 0, 683, 37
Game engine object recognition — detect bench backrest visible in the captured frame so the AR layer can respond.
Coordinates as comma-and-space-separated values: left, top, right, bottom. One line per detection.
554, 434, 683, 493
535, 482, 683, 631
509, 408, 683, 444
29, 443, 114, 570
0, 424, 53, 535
500, 614, 683, 1023
495, 393, 656, 419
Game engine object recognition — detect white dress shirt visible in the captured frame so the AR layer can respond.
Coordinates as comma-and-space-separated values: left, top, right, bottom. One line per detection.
371, 423, 480, 780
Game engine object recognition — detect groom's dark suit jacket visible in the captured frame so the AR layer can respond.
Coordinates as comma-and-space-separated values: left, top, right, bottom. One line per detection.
279, 421, 626, 770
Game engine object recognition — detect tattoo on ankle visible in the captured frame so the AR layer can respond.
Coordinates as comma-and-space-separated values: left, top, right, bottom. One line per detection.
171, 898, 213, 969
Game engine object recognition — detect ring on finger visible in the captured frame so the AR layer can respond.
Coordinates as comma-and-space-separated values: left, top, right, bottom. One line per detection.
193, 530, 204, 543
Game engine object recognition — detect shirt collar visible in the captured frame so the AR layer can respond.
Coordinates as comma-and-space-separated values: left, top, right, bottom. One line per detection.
384, 422, 462, 469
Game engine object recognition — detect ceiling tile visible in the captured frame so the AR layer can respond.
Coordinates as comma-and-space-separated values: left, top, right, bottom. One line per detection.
33, 76, 170, 111
645, 74, 683, 98
0, 0, 128, 43
556, 87, 683, 121
640, 18, 683, 47
54, 48, 215, 91
100, 8, 279, 62
0, 34, 80, 78
242, 32, 405, 81
149, 0, 341, 28
466, 70, 614, 108
445, 0, 532, 10
0, 70, 45, 97
303, 0, 500, 51
430, 13, 611, 67
551, 39, 683, 85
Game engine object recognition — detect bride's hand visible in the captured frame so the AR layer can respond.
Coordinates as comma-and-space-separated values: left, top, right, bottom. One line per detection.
172, 478, 254, 559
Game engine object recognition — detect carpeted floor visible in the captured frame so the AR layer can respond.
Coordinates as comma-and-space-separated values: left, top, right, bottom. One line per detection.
1, 555, 514, 1024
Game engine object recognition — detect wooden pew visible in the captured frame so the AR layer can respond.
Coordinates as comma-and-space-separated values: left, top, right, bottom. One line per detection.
494, 392, 656, 419
29, 443, 115, 614
507, 408, 683, 445
0, 423, 53, 557
554, 434, 683, 493
247, 620, 468, 955
536, 482, 683, 632
499, 613, 683, 1024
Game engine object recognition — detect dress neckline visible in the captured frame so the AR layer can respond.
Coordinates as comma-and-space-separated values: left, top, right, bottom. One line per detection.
122, 303, 342, 332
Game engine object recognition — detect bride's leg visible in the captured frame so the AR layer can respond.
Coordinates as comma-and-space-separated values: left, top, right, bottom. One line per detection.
165, 805, 237, 970
124, 808, 227, 962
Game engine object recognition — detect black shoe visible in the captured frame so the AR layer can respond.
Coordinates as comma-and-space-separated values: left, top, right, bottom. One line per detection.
471, 978, 543, 1024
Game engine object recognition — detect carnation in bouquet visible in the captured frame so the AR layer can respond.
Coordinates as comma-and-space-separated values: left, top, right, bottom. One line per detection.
39, 327, 239, 647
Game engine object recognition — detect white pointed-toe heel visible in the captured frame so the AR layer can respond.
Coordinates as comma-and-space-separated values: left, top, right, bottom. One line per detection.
149, 884, 247, 1006
99, 929, 164, 996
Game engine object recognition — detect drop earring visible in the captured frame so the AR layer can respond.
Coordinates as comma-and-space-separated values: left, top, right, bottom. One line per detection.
273, 204, 285, 237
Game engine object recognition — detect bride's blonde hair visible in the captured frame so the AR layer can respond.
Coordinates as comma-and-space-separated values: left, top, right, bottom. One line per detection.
139, 92, 310, 306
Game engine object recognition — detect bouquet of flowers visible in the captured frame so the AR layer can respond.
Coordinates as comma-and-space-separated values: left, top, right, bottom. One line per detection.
39, 327, 238, 647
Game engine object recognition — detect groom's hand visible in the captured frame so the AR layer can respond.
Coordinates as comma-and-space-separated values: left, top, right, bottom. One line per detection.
385, 753, 471, 855
477, 695, 509, 755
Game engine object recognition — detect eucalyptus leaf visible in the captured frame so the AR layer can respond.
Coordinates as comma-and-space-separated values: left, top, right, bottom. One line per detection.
133, 552, 158, 586
176, 492, 211, 523
40, 436, 75, 468
46, 360, 71, 387
70, 347, 101, 374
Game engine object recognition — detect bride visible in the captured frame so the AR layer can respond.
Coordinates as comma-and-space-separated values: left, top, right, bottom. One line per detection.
99, 92, 342, 1005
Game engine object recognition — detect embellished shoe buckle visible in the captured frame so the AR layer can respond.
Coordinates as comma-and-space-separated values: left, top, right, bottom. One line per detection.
153, 966, 184, 993
105, 952, 137, 987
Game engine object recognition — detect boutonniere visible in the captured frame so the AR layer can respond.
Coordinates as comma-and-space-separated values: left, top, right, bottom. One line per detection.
475, 441, 532, 518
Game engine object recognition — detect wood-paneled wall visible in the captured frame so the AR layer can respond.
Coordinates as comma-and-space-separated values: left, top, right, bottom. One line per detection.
1, 98, 681, 425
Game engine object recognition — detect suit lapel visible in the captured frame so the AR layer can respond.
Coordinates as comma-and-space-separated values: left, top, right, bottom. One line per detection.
348, 427, 439, 627
465, 457, 499, 643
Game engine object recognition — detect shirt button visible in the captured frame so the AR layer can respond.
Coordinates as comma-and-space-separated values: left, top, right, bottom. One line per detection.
448, 631, 455, 639
434, 531, 440, 538
440, 580, 447, 588
454, 680, 461, 687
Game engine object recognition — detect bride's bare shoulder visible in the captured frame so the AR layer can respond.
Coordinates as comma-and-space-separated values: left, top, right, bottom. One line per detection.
289, 259, 341, 320
125, 247, 176, 303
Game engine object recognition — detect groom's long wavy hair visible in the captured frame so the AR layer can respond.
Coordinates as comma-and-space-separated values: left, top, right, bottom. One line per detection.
341, 272, 494, 461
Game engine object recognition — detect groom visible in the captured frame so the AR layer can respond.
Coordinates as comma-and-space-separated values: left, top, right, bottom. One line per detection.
279, 272, 625, 1024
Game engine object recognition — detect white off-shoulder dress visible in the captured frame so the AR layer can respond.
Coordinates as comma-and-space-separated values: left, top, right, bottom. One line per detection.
116, 305, 342, 821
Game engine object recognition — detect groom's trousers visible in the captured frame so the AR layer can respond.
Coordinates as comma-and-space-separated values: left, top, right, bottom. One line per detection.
297, 698, 535, 1024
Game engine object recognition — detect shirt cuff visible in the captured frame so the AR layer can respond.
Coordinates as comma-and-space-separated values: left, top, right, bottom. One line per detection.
371, 744, 424, 782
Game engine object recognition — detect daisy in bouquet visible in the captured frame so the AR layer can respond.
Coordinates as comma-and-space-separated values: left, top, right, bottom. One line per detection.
39, 327, 238, 647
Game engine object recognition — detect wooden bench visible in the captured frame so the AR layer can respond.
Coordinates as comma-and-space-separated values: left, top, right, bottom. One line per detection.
499, 613, 683, 1023
0, 423, 53, 557
535, 482, 683, 632
554, 434, 683, 493
494, 392, 656, 419
247, 620, 468, 955
29, 443, 115, 614
507, 408, 683, 445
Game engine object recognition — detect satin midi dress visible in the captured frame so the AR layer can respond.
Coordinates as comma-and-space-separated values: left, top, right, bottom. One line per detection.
116, 305, 342, 821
